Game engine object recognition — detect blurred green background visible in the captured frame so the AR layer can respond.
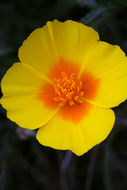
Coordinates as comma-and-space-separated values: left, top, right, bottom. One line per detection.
1, 0, 127, 189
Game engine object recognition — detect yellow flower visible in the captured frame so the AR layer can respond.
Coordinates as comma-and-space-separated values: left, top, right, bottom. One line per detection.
1, 20, 127, 156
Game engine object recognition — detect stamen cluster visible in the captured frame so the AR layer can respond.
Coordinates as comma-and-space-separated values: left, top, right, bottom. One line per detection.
53, 72, 84, 106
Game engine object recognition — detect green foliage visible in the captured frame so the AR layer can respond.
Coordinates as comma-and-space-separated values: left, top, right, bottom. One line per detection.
0, 0, 127, 190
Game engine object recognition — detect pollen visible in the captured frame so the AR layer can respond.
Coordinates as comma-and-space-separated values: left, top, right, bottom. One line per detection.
53, 72, 84, 106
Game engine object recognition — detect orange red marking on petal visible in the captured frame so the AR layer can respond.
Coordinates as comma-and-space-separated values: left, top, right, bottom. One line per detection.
59, 101, 91, 123
80, 71, 101, 100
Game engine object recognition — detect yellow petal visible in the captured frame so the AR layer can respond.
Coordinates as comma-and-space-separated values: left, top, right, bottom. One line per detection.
1, 62, 52, 96
18, 20, 99, 75
0, 62, 58, 129
36, 103, 115, 156
81, 41, 127, 108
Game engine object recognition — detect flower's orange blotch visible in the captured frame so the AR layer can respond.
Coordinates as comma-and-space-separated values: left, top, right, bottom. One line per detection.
37, 83, 58, 109
48, 58, 80, 79
37, 58, 100, 123
81, 71, 101, 100
59, 102, 91, 123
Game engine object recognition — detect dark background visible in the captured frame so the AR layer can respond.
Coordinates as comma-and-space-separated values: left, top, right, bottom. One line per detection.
0, 0, 127, 189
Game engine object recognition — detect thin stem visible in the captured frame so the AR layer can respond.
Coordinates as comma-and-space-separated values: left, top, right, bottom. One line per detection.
84, 146, 99, 190
59, 150, 73, 190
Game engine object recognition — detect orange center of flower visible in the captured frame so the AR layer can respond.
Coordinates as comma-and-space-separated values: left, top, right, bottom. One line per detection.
37, 58, 100, 123
53, 72, 84, 106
